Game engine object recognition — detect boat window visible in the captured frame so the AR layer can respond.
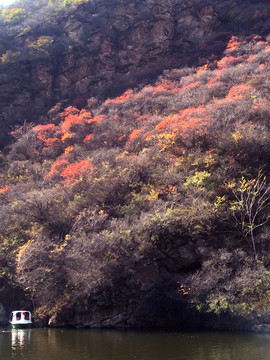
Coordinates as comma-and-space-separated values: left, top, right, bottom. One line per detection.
16, 312, 21, 321
24, 312, 30, 320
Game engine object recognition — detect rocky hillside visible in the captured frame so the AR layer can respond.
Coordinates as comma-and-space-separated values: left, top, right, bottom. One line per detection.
1, 0, 270, 331
1, 0, 270, 145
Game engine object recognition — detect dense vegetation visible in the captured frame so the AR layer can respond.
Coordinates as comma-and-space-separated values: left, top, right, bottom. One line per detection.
1, 32, 270, 329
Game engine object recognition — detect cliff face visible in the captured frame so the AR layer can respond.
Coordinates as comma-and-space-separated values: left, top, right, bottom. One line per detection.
1, 0, 270, 145
2, 0, 270, 331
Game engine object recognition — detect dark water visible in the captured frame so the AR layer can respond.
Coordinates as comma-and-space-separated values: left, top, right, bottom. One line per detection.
1, 328, 270, 360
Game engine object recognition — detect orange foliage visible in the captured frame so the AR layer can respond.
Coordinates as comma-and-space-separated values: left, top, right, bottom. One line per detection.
60, 160, 94, 184
0, 185, 11, 194
156, 105, 210, 139
34, 124, 56, 133
225, 36, 245, 53
252, 100, 270, 111
118, 135, 126, 141
59, 106, 80, 119
61, 132, 73, 141
226, 84, 253, 100
247, 54, 258, 62
217, 56, 241, 69
59, 107, 101, 143
104, 89, 134, 104
206, 77, 220, 89
45, 158, 69, 179
143, 131, 154, 141
128, 128, 144, 143
60, 111, 88, 134
83, 134, 94, 143
33, 123, 60, 148
152, 79, 177, 95
87, 114, 106, 125
178, 81, 201, 94
136, 114, 152, 123
65, 146, 74, 154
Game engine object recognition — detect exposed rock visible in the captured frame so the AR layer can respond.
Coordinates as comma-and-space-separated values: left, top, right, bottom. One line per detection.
47, 239, 208, 328
0, 303, 7, 325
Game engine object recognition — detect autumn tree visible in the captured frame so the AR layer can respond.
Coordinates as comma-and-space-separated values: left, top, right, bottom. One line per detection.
227, 172, 270, 260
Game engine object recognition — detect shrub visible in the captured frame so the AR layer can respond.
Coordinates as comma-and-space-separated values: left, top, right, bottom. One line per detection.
1, 8, 28, 24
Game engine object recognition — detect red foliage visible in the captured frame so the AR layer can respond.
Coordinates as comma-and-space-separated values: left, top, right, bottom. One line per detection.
59, 106, 80, 119
33, 124, 60, 149
152, 79, 178, 95
87, 114, 106, 125
247, 54, 258, 63
127, 128, 144, 144
45, 158, 69, 179
136, 114, 152, 123
156, 105, 210, 139
0, 185, 11, 194
104, 89, 134, 104
60, 110, 90, 134
225, 36, 245, 53
252, 100, 270, 111
226, 84, 253, 100
64, 146, 74, 154
58, 107, 102, 143
60, 160, 94, 185
178, 81, 201, 94
118, 135, 126, 141
217, 56, 241, 69
83, 134, 94, 143
33, 124, 56, 133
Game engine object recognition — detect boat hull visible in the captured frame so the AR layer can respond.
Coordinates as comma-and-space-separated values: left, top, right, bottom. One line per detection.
11, 323, 32, 329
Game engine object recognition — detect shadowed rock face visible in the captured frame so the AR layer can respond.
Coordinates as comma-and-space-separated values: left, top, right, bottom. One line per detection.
1, 0, 270, 146
48, 241, 206, 329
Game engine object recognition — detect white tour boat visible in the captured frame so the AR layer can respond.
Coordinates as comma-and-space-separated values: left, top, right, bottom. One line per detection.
9, 310, 32, 329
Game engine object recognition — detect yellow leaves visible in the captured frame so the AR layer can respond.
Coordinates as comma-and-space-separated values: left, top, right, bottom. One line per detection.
61, 132, 73, 142
214, 195, 226, 208
239, 177, 254, 192
64, 146, 74, 154
227, 176, 254, 193
26, 36, 53, 52
203, 153, 216, 168
232, 131, 243, 143
1, 51, 21, 63
157, 132, 176, 152
146, 188, 160, 201
184, 171, 211, 189
50, 241, 68, 253
102, 161, 110, 168
16, 240, 33, 269
225, 181, 236, 190
1, 8, 28, 24
177, 282, 190, 296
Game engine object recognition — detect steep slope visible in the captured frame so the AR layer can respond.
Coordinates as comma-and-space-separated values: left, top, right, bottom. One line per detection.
1, 0, 270, 146
1, 34, 270, 330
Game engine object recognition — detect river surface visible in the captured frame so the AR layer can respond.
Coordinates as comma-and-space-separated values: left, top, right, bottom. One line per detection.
1, 328, 270, 360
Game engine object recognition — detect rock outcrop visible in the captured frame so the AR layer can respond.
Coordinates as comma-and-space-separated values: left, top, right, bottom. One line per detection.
48, 237, 210, 328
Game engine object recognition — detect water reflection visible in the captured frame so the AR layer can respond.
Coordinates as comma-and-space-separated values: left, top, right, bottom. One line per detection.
1, 329, 270, 360
11, 329, 31, 350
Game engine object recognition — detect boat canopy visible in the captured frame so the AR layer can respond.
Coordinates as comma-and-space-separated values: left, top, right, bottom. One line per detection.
10, 310, 32, 323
